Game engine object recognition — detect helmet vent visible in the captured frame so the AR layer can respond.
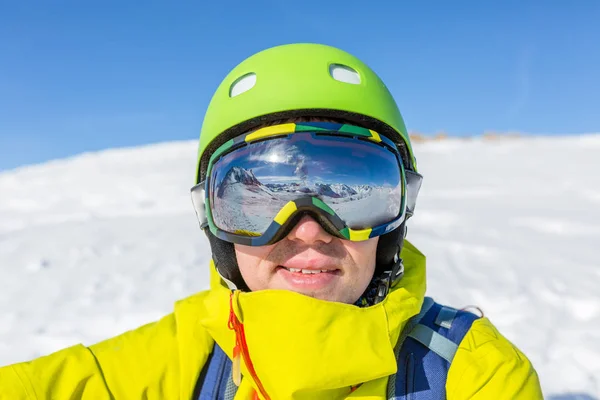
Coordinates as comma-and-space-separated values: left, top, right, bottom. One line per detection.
229, 73, 257, 97
329, 64, 361, 85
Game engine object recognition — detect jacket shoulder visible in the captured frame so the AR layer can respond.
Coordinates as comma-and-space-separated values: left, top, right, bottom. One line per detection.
0, 343, 114, 400
90, 292, 215, 399
447, 317, 544, 400
89, 312, 182, 398
0, 291, 215, 400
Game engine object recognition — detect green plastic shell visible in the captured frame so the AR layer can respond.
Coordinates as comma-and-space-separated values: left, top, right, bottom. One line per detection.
196, 43, 416, 183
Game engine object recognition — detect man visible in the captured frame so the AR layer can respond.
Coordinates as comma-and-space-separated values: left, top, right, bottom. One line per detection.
0, 43, 542, 399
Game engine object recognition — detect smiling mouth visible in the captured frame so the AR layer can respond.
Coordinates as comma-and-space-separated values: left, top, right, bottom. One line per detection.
278, 266, 340, 275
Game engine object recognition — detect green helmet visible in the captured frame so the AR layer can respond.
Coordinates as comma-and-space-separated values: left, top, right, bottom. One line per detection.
195, 43, 416, 184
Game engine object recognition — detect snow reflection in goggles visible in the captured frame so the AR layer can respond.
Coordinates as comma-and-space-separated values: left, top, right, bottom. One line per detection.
191, 122, 423, 246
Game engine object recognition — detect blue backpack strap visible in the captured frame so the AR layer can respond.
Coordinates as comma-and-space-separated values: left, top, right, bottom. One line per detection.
391, 298, 480, 400
386, 297, 435, 398
194, 342, 236, 400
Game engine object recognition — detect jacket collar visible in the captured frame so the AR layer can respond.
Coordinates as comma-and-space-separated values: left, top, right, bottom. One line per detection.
196, 240, 427, 399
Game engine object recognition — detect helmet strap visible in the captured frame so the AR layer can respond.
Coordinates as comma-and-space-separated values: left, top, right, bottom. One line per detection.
372, 254, 405, 304
371, 223, 407, 304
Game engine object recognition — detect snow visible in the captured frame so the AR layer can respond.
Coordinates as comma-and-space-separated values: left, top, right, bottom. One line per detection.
1, 135, 599, 398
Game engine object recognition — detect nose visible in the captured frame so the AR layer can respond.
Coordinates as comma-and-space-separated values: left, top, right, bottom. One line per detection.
286, 214, 334, 245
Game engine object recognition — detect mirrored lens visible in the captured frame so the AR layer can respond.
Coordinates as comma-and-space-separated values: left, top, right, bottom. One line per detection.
209, 133, 403, 236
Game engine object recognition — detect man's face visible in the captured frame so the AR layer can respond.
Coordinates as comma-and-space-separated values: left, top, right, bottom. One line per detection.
235, 215, 378, 304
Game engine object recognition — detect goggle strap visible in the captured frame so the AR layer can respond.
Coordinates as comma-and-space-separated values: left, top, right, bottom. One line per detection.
406, 170, 423, 217
190, 181, 208, 228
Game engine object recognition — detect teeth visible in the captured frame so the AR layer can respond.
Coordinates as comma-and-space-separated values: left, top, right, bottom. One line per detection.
285, 268, 330, 274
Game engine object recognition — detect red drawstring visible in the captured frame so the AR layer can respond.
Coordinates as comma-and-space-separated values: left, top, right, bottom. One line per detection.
228, 292, 271, 400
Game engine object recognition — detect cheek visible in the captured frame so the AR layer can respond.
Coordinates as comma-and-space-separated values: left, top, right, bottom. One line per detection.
346, 238, 379, 271
234, 244, 272, 263
234, 244, 274, 291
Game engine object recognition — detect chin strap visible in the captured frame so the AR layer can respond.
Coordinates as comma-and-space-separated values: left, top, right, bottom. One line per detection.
373, 253, 405, 305
371, 223, 408, 305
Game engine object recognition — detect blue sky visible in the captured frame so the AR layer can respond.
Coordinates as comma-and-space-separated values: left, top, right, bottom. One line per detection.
1, 1, 599, 171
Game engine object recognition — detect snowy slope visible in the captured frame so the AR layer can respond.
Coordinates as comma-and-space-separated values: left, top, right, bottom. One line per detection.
1, 135, 599, 398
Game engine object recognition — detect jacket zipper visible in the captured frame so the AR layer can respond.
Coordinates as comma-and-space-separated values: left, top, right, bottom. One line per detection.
228, 292, 271, 400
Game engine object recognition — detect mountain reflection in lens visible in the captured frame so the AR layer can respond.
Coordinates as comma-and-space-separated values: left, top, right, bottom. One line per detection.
210, 133, 403, 235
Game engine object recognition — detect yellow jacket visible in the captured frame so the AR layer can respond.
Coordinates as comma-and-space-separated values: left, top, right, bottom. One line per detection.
0, 241, 543, 399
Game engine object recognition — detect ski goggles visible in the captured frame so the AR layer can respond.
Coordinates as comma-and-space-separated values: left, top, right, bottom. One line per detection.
191, 122, 422, 246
